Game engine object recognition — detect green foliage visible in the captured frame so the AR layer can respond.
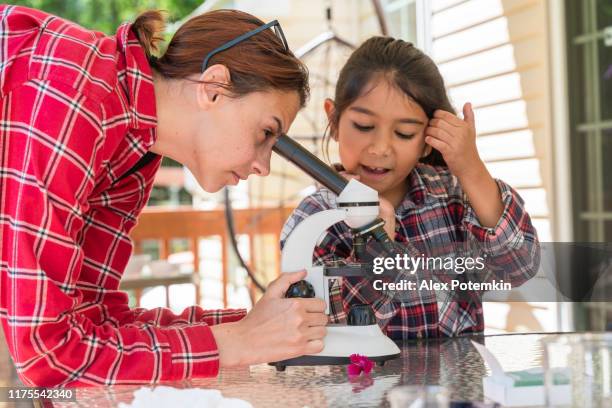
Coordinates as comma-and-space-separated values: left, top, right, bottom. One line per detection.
10, 0, 203, 34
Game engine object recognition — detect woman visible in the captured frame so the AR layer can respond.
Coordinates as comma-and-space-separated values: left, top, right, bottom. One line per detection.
0, 5, 327, 386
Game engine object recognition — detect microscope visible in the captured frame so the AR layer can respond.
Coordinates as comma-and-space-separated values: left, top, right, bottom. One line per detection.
271, 135, 401, 371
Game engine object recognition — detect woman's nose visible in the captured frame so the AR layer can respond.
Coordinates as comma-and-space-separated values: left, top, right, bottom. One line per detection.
251, 150, 271, 177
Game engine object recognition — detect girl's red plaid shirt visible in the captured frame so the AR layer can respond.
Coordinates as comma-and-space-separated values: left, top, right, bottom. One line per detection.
281, 163, 540, 340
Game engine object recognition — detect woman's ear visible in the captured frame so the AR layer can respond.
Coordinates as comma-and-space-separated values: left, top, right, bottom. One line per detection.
324, 98, 338, 141
196, 64, 231, 110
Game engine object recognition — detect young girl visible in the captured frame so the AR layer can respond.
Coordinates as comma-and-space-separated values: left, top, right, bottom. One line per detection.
281, 37, 540, 340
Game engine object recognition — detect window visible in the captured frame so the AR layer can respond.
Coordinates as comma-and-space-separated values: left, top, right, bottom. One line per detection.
381, 0, 430, 50
566, 0, 612, 242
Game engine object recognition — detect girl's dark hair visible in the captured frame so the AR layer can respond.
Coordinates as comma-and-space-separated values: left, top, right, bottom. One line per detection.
131, 9, 309, 107
325, 36, 452, 166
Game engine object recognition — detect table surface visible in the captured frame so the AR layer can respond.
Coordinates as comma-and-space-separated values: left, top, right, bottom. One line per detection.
50, 332, 565, 408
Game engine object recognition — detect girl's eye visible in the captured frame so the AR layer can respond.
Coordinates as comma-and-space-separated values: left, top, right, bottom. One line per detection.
352, 122, 374, 132
395, 131, 415, 140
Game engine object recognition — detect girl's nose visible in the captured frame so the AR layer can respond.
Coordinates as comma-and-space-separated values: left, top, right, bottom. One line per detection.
367, 134, 392, 157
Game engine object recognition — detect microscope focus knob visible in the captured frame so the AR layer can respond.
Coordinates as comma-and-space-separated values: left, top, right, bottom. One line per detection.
285, 280, 315, 298
347, 304, 376, 326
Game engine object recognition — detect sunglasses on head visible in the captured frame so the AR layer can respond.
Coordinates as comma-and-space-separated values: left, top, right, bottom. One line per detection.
201, 19, 289, 72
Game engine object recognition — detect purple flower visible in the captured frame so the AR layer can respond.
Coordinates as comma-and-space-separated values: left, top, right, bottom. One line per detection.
347, 354, 374, 376
605, 64, 612, 80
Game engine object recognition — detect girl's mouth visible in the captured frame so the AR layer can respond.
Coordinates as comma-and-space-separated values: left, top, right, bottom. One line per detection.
361, 165, 391, 179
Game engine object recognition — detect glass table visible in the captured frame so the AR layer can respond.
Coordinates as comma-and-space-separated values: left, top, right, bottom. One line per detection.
51, 332, 562, 408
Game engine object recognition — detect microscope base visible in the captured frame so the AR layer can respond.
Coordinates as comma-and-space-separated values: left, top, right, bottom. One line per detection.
270, 353, 399, 371
270, 324, 401, 371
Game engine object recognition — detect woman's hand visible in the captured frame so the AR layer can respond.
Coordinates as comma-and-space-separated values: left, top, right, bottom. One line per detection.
210, 270, 328, 367
424, 103, 486, 181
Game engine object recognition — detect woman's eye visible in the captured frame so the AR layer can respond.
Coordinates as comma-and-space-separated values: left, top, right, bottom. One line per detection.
352, 122, 374, 132
263, 129, 276, 140
395, 131, 415, 140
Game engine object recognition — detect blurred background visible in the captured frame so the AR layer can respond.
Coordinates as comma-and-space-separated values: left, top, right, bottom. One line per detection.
7, 0, 612, 336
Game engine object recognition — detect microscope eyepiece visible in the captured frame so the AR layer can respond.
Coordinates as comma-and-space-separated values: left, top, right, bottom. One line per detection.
273, 134, 347, 195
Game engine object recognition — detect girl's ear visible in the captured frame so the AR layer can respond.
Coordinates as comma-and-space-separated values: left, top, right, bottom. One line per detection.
422, 144, 433, 158
324, 98, 338, 141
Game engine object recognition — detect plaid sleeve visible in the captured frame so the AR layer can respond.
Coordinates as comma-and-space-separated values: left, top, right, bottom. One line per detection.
462, 179, 540, 287
104, 294, 245, 328
0, 82, 231, 386
78, 154, 246, 330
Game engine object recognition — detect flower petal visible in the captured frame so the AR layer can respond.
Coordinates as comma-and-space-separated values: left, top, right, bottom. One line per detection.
349, 354, 362, 365
362, 358, 374, 374
347, 364, 363, 376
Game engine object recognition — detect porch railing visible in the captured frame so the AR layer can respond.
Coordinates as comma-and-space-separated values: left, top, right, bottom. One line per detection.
126, 206, 294, 307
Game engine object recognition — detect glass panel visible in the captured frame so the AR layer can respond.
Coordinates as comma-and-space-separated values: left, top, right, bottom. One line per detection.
578, 220, 604, 242
387, 10, 401, 38
567, 42, 589, 125
404, 2, 417, 44
607, 221, 612, 241
603, 130, 612, 211
566, 0, 586, 37
385, 1, 417, 43
597, 0, 612, 31
599, 41, 612, 120
581, 131, 599, 213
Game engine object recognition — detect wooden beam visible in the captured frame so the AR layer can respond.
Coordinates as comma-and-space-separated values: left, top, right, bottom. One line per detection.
131, 207, 295, 240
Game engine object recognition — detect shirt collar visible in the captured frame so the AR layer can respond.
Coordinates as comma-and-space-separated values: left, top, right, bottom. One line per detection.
115, 23, 157, 130
397, 166, 428, 211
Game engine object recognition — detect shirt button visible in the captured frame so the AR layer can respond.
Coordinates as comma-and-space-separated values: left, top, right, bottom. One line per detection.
416, 330, 422, 339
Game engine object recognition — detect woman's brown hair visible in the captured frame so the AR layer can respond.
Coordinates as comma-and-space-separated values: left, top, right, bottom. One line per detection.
324, 36, 451, 166
131, 9, 309, 107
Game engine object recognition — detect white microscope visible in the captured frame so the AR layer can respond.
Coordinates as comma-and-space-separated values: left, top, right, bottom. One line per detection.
271, 135, 401, 371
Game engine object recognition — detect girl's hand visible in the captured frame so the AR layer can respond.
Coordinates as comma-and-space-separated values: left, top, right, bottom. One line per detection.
211, 270, 328, 367
425, 103, 485, 181
379, 197, 396, 239
425, 103, 505, 227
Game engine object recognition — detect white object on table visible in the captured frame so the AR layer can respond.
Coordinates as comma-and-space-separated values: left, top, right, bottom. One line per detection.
472, 340, 571, 407
118, 386, 253, 408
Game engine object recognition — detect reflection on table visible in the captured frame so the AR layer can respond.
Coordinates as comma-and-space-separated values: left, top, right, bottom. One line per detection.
51, 333, 559, 408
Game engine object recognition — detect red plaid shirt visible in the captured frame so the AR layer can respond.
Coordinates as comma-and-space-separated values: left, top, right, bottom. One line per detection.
281, 163, 540, 340
0, 5, 245, 387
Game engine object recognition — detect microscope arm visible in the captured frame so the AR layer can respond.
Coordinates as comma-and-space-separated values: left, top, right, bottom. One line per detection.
281, 209, 346, 272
